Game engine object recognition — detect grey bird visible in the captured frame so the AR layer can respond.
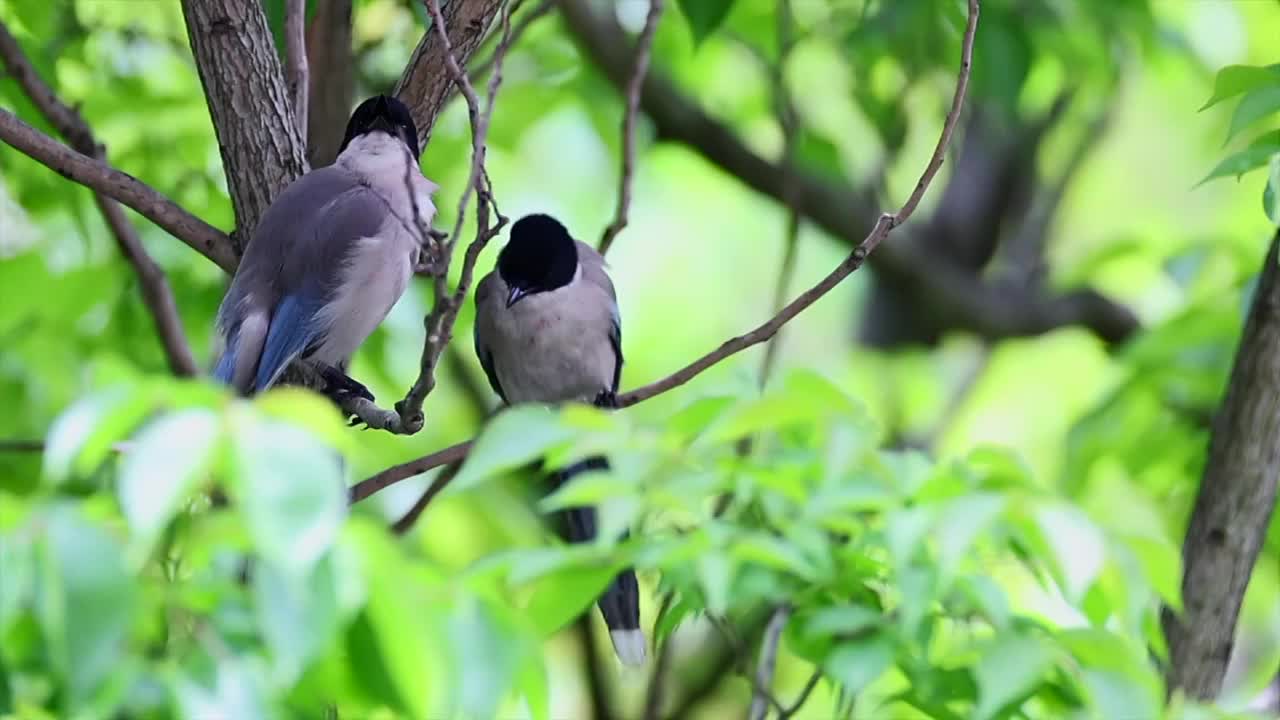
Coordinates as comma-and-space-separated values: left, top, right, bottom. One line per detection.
211, 95, 438, 402
473, 213, 644, 666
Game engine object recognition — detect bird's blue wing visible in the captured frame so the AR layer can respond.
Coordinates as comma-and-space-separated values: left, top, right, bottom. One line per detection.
252, 292, 327, 392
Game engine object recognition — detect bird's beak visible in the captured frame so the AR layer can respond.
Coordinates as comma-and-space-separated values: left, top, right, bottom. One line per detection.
506, 286, 527, 308
369, 114, 394, 135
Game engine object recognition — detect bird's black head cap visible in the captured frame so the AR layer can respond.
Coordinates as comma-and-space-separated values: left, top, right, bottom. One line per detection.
339, 94, 420, 159
497, 213, 579, 307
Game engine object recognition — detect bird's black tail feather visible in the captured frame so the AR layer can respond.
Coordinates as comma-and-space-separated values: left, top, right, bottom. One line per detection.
548, 456, 645, 666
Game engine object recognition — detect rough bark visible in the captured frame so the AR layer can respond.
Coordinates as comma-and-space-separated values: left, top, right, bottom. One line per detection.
1163, 229, 1280, 700
305, 0, 355, 167
181, 0, 309, 248
394, 0, 502, 149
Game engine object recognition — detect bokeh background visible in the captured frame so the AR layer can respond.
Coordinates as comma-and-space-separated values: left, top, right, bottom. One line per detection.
2, 0, 1279, 717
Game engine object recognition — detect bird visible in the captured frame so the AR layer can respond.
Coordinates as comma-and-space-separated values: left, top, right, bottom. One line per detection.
472, 213, 644, 666
211, 94, 437, 404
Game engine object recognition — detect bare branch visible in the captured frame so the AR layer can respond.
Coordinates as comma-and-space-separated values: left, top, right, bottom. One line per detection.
395, 0, 503, 150
779, 670, 822, 719
558, 0, 1134, 346
758, 0, 800, 388
748, 604, 791, 720
391, 0, 515, 433
0, 22, 198, 376
348, 439, 472, 504
348, 0, 982, 506
0, 108, 236, 273
597, 0, 663, 256
1163, 227, 1280, 699
466, 0, 555, 83
392, 462, 460, 534
285, 0, 310, 140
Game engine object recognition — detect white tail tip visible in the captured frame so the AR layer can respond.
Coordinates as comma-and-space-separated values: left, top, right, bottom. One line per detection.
610, 629, 647, 666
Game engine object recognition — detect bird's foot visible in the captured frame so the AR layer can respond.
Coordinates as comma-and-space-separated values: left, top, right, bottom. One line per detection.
593, 390, 620, 410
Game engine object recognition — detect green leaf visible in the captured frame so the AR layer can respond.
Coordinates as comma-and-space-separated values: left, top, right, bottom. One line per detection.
1034, 504, 1106, 600
935, 493, 1006, 585
675, 0, 736, 46
522, 562, 616, 637
972, 634, 1057, 720
43, 385, 155, 484
449, 596, 527, 720
801, 604, 881, 639
1265, 154, 1280, 225
451, 405, 575, 491
117, 408, 222, 555
823, 633, 895, 695
731, 532, 821, 581
252, 555, 343, 686
174, 657, 274, 720
1201, 64, 1280, 111
1198, 131, 1280, 185
697, 551, 735, 615
1121, 535, 1182, 612
36, 505, 137, 704
229, 412, 347, 577
1227, 86, 1280, 143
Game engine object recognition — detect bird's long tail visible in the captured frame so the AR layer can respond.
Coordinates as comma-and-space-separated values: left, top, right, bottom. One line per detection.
548, 455, 645, 666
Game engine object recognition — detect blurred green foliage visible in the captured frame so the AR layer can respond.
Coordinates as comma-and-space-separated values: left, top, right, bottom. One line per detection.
1, 0, 1279, 718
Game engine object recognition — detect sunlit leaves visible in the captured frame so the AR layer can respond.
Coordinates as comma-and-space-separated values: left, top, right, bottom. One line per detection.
451, 405, 576, 492
1201, 64, 1280, 111
972, 633, 1057, 720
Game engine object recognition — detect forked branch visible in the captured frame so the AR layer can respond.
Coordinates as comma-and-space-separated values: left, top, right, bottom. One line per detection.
347, 0, 982, 503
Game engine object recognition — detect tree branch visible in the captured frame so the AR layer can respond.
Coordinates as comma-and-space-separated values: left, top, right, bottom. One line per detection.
0, 21, 197, 376
558, 0, 1135, 346
389, 0, 514, 434
305, 0, 355, 167
347, 0, 982, 506
0, 108, 236, 273
597, 0, 663, 256
466, 0, 555, 84
748, 604, 791, 720
1163, 228, 1280, 699
181, 0, 309, 244
285, 0, 310, 141
394, 0, 503, 149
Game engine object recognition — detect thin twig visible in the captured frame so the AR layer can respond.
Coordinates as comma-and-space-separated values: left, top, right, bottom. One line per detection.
0, 440, 43, 453
467, 0, 555, 83
284, 0, 309, 139
642, 593, 679, 720
748, 604, 791, 720
391, 462, 460, 534
0, 109, 235, 272
597, 0, 663, 256
391, 0, 515, 433
347, 0, 981, 504
0, 22, 198, 376
757, 0, 800, 389
778, 670, 822, 719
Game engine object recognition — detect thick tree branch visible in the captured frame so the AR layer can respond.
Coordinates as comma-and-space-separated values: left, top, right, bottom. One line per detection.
0, 22, 197, 376
348, 0, 982, 505
181, 0, 309, 244
1163, 228, 1280, 699
305, 0, 355, 167
285, 0, 310, 140
394, 0, 503, 149
558, 0, 1136, 346
597, 0, 663, 256
0, 109, 236, 272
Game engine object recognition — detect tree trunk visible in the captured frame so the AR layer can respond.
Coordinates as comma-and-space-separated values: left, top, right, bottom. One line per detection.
306, 0, 355, 168
181, 0, 308, 250
1163, 228, 1280, 700
394, 0, 503, 149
